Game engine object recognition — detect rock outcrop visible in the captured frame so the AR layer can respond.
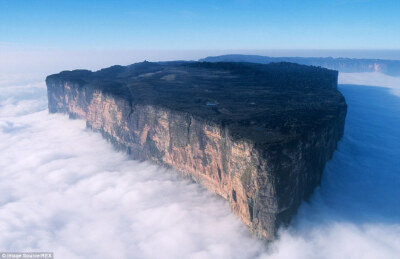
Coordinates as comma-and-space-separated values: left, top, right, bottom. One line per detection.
46, 61, 347, 240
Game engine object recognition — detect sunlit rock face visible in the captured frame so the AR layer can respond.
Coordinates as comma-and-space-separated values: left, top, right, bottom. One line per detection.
46, 61, 347, 240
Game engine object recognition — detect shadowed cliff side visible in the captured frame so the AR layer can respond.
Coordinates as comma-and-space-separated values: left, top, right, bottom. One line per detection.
46, 61, 347, 240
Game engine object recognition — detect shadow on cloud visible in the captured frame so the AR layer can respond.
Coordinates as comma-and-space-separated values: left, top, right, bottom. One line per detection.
267, 74, 400, 259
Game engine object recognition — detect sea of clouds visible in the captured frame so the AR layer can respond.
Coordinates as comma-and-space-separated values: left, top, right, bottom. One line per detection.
0, 69, 399, 258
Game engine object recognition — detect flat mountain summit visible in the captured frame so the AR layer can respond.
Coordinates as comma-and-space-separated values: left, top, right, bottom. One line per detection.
48, 61, 345, 146
47, 61, 346, 239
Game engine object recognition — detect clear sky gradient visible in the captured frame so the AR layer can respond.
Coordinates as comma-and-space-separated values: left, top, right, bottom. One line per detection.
1, 0, 399, 50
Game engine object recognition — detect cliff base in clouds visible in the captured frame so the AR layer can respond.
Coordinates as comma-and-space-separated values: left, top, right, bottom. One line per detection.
46, 61, 347, 240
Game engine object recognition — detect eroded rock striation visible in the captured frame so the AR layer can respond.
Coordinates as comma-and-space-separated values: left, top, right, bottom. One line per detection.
46, 61, 347, 240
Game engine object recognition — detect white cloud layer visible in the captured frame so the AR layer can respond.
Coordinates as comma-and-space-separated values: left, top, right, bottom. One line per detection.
0, 71, 399, 258
0, 80, 266, 258
339, 72, 400, 97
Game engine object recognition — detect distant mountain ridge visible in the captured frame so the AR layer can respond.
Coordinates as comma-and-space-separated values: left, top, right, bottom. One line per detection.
200, 54, 400, 76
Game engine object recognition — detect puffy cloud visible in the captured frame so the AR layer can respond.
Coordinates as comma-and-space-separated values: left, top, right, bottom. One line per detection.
0, 71, 399, 258
0, 80, 266, 258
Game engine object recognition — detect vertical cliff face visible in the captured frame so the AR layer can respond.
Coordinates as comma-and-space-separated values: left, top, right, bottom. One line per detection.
46, 62, 347, 240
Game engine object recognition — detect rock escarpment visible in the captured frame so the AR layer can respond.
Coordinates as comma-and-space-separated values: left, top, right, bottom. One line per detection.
46, 61, 347, 240
201, 54, 400, 76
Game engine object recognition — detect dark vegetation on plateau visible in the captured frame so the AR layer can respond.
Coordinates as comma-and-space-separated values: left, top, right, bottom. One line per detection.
47, 61, 345, 145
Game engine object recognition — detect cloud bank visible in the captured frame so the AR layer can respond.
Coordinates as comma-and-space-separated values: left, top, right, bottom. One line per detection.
0, 80, 266, 258
339, 72, 400, 97
0, 71, 399, 258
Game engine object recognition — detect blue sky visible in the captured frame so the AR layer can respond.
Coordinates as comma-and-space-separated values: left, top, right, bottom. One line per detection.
1, 0, 399, 50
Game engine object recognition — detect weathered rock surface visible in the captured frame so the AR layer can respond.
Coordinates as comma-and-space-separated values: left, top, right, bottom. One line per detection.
46, 61, 347, 240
